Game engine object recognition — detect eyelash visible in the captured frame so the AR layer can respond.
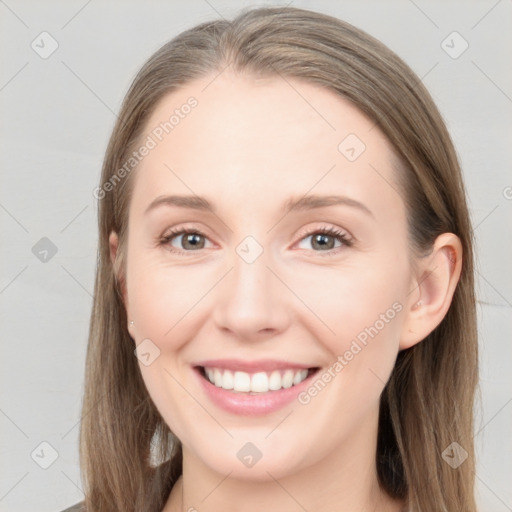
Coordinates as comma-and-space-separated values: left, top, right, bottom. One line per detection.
294, 226, 353, 256
159, 225, 353, 257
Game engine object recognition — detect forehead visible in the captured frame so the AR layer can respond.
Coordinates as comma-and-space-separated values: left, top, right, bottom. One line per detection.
130, 71, 404, 220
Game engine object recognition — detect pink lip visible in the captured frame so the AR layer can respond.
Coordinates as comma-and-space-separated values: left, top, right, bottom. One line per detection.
194, 358, 312, 373
192, 363, 319, 416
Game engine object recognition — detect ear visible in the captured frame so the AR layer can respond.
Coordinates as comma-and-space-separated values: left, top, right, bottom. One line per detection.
109, 231, 119, 265
400, 233, 463, 350
109, 231, 127, 306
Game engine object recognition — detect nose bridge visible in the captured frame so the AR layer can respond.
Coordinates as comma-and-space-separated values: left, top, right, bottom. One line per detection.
212, 234, 290, 338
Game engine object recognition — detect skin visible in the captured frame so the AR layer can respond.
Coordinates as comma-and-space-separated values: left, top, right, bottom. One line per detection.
110, 70, 462, 512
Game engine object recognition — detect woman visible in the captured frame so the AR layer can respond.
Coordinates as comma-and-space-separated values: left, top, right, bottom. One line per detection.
66, 6, 478, 511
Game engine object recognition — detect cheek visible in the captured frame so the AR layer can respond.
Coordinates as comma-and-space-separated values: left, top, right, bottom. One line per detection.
125, 254, 214, 438
125, 252, 214, 345
297, 262, 406, 414
293, 258, 406, 349
290, 265, 405, 438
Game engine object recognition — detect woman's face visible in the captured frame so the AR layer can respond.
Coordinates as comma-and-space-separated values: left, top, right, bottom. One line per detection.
121, 72, 416, 481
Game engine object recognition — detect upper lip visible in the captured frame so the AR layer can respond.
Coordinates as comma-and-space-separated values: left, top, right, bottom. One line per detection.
194, 359, 315, 373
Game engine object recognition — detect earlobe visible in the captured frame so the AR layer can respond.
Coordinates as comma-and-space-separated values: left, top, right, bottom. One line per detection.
109, 231, 128, 307
400, 233, 463, 350
109, 231, 119, 265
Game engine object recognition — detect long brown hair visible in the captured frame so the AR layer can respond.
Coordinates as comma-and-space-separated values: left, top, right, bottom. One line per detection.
80, 6, 478, 511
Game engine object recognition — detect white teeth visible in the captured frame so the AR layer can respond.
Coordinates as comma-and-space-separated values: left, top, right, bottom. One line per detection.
282, 370, 294, 389
268, 370, 282, 390
250, 372, 268, 392
294, 369, 308, 385
233, 371, 251, 392
204, 367, 310, 393
221, 370, 234, 390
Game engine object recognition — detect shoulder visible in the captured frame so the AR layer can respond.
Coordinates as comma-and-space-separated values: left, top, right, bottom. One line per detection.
60, 502, 85, 512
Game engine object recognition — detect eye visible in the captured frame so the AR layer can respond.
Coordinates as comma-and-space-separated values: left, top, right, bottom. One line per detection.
159, 225, 353, 256
160, 228, 213, 253
296, 226, 353, 254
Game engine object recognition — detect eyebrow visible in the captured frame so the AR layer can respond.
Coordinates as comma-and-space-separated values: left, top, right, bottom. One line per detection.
145, 194, 212, 214
144, 194, 374, 218
283, 194, 374, 218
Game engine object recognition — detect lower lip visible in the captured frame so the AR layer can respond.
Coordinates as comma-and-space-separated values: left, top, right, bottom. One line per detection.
194, 367, 319, 416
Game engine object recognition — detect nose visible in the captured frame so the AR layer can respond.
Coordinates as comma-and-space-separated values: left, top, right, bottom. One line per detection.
211, 243, 291, 342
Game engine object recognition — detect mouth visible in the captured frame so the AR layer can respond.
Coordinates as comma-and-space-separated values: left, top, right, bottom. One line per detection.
196, 366, 318, 394
192, 362, 321, 415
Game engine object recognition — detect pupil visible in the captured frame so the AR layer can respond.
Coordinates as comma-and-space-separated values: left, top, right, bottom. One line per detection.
314, 234, 333, 250
184, 233, 204, 249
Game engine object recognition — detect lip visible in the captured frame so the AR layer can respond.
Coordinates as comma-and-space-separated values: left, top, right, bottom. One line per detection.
192, 360, 320, 416
194, 358, 312, 373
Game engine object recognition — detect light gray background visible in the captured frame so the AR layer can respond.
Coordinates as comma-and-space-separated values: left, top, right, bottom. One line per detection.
0, 1, 511, 511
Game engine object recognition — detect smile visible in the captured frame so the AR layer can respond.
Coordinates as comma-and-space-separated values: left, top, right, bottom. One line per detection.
192, 360, 321, 415
200, 367, 313, 393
